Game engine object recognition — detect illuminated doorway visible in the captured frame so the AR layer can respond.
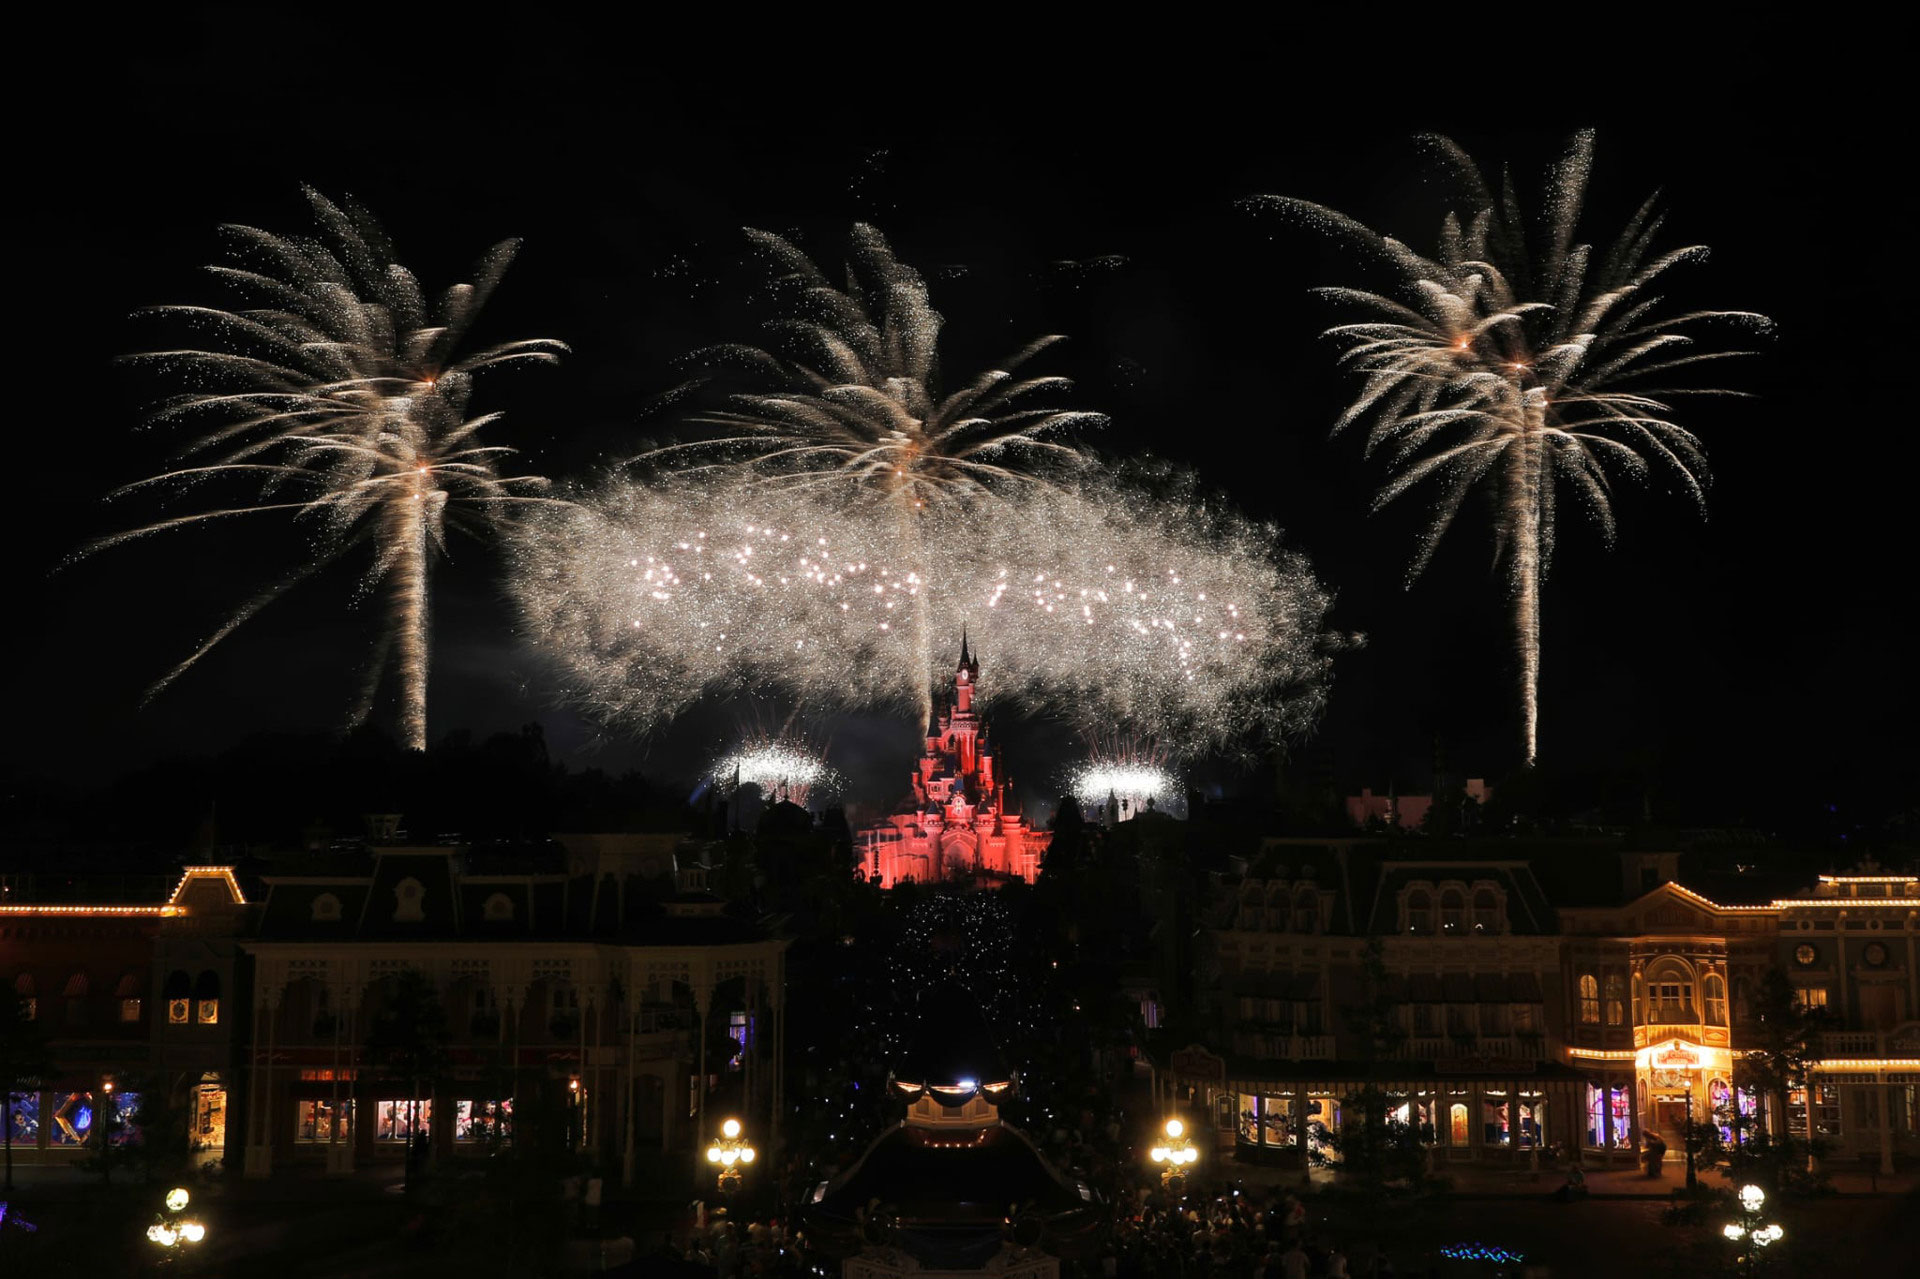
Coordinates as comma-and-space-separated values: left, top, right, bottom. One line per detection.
191, 1077, 227, 1153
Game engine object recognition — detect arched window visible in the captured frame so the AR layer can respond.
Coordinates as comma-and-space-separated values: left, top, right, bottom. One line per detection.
1440, 889, 1466, 934
392, 877, 426, 923
194, 971, 221, 1025
1703, 973, 1728, 1026
165, 970, 191, 1024
1646, 960, 1696, 1023
1406, 890, 1432, 935
1472, 888, 1500, 934
311, 893, 342, 922
1293, 889, 1318, 934
1603, 974, 1626, 1026
1578, 974, 1599, 1024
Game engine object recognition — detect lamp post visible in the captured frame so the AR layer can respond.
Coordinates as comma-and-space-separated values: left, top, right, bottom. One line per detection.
100, 1080, 114, 1187
1149, 1117, 1198, 1194
1721, 1183, 1784, 1278
146, 1185, 209, 1262
1684, 1091, 1698, 1192
706, 1117, 756, 1197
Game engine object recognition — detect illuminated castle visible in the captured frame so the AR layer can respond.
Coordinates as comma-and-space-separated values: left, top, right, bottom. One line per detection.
859, 636, 1051, 888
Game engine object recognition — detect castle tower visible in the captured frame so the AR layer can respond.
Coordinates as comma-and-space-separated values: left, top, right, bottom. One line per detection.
858, 637, 1052, 889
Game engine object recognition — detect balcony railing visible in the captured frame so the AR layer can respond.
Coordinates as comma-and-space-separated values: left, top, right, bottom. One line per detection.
1818, 1030, 1883, 1055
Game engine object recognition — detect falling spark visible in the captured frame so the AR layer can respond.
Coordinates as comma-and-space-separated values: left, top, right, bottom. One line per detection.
647, 225, 1105, 721
1247, 131, 1769, 767
507, 466, 1336, 755
85, 188, 566, 749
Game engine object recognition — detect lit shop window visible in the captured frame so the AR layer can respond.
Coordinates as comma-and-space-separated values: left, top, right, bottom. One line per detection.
1794, 988, 1829, 1011
50, 1092, 96, 1146
375, 1100, 431, 1143
120, 998, 143, 1023
294, 1100, 353, 1143
7, 1092, 40, 1146
727, 1012, 749, 1071
107, 1091, 141, 1144
454, 1099, 513, 1142
1482, 1093, 1510, 1146
1813, 1084, 1842, 1137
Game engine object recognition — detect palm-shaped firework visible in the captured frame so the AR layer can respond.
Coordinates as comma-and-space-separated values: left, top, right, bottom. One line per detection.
1250, 131, 1768, 766
90, 188, 566, 750
654, 224, 1103, 720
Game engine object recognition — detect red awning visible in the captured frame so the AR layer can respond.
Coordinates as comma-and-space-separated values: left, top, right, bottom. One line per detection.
12, 972, 32, 997
62, 971, 89, 998
116, 972, 146, 998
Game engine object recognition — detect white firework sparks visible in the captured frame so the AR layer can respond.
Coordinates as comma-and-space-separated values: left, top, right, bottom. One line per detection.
709, 737, 844, 808
87, 187, 565, 749
507, 467, 1335, 755
1247, 131, 1768, 767
651, 224, 1104, 722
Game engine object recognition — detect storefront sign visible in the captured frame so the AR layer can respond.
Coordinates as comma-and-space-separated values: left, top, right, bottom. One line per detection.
1170, 1044, 1226, 1084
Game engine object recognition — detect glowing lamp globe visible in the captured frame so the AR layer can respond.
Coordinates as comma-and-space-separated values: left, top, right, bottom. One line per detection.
740, 1147, 755, 1163
1723, 1225, 1745, 1241
707, 1146, 722, 1164
1739, 1184, 1765, 1211
1150, 1146, 1169, 1163
166, 1187, 190, 1213
722, 1118, 742, 1139
1165, 1119, 1184, 1139
180, 1222, 206, 1244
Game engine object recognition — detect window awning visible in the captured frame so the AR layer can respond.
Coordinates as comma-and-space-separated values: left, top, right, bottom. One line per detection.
193, 971, 222, 1000
164, 970, 192, 999
116, 972, 146, 999
62, 971, 89, 998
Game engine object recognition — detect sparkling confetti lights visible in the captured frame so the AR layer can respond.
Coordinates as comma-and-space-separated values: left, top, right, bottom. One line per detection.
507, 467, 1335, 755
91, 189, 566, 750
1249, 131, 1768, 767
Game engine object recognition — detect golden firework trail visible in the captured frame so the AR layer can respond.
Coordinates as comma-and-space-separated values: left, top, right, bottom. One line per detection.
1249, 131, 1769, 767
86, 188, 566, 750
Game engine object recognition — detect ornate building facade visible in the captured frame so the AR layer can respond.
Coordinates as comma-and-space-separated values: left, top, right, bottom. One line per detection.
859, 639, 1051, 889
1171, 843, 1920, 1175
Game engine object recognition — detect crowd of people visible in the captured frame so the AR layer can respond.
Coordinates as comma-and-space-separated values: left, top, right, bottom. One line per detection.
1096, 1178, 1381, 1279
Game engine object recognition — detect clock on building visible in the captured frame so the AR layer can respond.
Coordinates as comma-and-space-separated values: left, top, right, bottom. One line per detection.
1794, 943, 1817, 966
1863, 942, 1888, 967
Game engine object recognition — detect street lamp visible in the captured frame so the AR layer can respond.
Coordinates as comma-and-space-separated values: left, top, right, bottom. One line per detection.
146, 1185, 209, 1256
1722, 1183, 1784, 1277
1149, 1117, 1199, 1193
705, 1117, 756, 1195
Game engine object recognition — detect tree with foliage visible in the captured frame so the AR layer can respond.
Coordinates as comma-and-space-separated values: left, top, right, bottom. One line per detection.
0, 994, 56, 1191
366, 968, 452, 1195
1337, 939, 1422, 1196
1733, 967, 1831, 1192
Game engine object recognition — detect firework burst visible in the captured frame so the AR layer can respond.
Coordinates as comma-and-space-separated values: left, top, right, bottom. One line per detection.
88, 188, 565, 749
650, 225, 1104, 719
507, 466, 1335, 755
1067, 734, 1185, 821
708, 733, 844, 809
1248, 131, 1768, 766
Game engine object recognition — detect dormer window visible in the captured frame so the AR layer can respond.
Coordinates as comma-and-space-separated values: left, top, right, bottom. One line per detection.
312, 893, 343, 923
1406, 889, 1433, 935
393, 877, 426, 922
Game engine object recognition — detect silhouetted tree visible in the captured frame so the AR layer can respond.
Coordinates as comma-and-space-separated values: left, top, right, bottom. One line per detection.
366, 968, 452, 1195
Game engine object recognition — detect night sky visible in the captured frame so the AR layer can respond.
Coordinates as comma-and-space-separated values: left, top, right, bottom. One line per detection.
8, 19, 1911, 833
